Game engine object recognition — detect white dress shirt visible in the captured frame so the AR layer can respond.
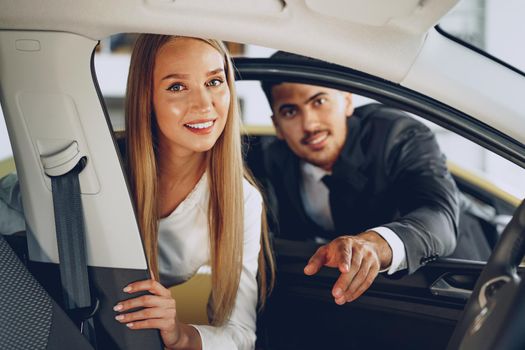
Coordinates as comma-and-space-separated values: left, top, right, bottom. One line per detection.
158, 173, 262, 350
299, 161, 407, 274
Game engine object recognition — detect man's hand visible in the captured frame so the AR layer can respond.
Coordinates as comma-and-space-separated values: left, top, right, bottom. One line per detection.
304, 231, 393, 304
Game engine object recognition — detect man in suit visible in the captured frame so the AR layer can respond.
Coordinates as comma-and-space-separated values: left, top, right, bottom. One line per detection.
259, 52, 459, 305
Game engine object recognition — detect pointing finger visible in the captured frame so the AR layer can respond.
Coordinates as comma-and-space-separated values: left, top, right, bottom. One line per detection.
332, 251, 362, 301
304, 246, 327, 275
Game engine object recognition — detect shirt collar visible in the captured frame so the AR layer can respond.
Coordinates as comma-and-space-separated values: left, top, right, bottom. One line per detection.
300, 161, 331, 182
162, 171, 208, 220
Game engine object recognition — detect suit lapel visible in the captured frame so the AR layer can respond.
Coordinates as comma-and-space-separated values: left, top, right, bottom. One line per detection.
329, 116, 371, 234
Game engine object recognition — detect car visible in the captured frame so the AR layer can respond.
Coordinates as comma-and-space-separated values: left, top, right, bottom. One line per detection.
0, 0, 524, 349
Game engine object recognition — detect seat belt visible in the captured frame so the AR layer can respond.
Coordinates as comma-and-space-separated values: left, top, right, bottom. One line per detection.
42, 142, 98, 348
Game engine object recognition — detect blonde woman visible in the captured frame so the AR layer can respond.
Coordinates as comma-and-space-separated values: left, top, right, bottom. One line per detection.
113, 34, 274, 350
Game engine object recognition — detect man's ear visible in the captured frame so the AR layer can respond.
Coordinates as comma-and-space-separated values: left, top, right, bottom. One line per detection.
344, 93, 354, 117
271, 115, 285, 140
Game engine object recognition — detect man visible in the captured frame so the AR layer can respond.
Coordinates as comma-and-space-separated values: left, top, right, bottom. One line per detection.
258, 52, 459, 305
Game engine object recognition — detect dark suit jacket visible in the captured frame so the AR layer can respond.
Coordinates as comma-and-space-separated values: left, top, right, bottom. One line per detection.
261, 104, 459, 274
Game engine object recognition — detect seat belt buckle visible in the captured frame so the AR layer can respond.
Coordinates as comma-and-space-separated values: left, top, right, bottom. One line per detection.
41, 141, 87, 177
69, 297, 100, 330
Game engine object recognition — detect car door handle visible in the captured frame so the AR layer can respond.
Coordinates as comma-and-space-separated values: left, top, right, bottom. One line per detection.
430, 275, 473, 300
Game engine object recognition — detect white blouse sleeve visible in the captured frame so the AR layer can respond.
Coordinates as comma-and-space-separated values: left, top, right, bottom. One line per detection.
192, 181, 262, 350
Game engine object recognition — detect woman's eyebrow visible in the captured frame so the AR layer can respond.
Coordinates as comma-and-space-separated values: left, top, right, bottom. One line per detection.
161, 68, 224, 81
207, 68, 224, 76
161, 73, 189, 81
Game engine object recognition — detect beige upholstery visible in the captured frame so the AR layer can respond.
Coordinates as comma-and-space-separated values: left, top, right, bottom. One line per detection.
170, 272, 212, 325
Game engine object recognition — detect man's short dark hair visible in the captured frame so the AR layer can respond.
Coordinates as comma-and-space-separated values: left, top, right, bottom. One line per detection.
260, 50, 326, 108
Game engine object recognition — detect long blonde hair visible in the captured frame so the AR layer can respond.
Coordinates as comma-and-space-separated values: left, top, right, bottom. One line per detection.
125, 34, 274, 325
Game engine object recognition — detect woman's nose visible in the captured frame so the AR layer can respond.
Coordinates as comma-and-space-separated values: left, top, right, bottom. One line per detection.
190, 88, 212, 114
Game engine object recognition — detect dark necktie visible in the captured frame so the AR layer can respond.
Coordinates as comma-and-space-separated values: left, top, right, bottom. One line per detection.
321, 174, 333, 189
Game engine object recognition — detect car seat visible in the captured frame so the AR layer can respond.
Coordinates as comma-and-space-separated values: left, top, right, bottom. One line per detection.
0, 233, 94, 350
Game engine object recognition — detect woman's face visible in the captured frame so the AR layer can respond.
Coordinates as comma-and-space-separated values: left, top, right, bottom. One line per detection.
152, 37, 230, 157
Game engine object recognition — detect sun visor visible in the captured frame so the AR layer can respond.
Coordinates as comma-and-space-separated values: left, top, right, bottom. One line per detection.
305, 0, 459, 33
145, 0, 285, 16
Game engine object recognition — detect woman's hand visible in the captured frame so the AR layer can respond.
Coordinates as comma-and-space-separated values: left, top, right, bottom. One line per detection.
113, 279, 185, 348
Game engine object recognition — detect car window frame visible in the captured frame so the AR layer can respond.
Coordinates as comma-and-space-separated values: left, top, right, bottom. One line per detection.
234, 56, 525, 266
233, 57, 525, 170
434, 25, 525, 79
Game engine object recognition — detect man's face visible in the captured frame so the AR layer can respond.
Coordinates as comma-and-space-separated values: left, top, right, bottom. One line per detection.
270, 83, 354, 171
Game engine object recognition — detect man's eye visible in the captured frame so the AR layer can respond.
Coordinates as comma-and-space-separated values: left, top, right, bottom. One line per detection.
313, 97, 327, 106
207, 78, 224, 87
168, 83, 185, 92
281, 109, 297, 119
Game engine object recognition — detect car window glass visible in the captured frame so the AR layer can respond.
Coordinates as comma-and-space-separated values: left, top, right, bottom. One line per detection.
409, 114, 525, 200
0, 102, 24, 237
0, 103, 15, 178
237, 80, 525, 199
439, 0, 525, 73
236, 81, 377, 126
93, 35, 525, 264
238, 80, 525, 263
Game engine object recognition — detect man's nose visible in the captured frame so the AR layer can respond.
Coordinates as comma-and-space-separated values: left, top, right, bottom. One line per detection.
190, 88, 212, 114
302, 109, 320, 132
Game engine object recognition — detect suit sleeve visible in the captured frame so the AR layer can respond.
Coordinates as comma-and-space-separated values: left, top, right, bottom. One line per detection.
382, 120, 459, 273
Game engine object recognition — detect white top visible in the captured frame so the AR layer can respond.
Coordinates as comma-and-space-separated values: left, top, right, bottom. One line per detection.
300, 161, 407, 274
158, 173, 262, 350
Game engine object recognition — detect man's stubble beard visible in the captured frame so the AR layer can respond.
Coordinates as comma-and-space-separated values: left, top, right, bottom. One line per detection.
302, 144, 341, 171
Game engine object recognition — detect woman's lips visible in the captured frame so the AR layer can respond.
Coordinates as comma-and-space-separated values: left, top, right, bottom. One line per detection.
184, 119, 216, 134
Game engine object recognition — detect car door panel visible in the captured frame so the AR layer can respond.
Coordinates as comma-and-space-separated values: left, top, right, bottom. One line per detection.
5, 232, 163, 349
27, 261, 164, 350
259, 239, 484, 350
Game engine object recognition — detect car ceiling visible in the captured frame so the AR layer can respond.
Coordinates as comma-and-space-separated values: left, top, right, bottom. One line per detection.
1, 0, 525, 147
0, 0, 458, 83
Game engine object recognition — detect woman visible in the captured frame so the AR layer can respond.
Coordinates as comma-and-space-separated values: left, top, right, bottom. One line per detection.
113, 34, 274, 349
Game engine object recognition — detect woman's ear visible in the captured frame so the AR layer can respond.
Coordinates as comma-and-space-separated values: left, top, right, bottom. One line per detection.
344, 93, 354, 117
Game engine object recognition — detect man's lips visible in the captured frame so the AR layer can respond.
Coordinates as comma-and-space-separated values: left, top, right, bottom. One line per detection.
301, 130, 329, 146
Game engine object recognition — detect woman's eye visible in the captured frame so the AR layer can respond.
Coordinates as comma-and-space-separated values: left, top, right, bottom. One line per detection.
207, 78, 224, 87
168, 83, 185, 92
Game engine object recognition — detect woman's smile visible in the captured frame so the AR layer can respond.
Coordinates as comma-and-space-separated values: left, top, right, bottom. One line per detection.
152, 37, 230, 154
184, 118, 216, 134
